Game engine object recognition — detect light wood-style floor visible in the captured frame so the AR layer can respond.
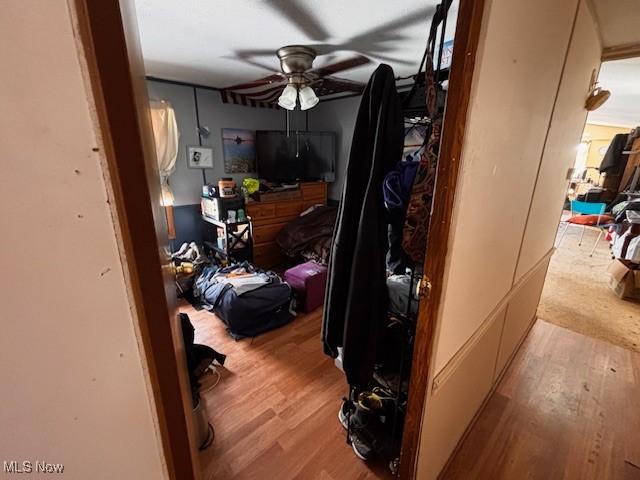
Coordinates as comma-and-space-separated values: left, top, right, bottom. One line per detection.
181, 302, 391, 480
443, 319, 640, 480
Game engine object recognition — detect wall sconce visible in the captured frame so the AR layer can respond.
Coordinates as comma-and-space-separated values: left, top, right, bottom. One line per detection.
585, 69, 610, 111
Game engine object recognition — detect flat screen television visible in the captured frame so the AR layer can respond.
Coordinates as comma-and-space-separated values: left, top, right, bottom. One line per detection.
255, 130, 336, 183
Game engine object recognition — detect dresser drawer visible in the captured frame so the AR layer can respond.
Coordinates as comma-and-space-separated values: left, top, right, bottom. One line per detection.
303, 194, 326, 205
253, 242, 284, 268
275, 201, 304, 218
247, 202, 276, 220
301, 182, 326, 199
253, 222, 287, 244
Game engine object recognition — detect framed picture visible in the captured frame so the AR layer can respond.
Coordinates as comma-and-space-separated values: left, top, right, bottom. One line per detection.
222, 128, 256, 173
187, 145, 214, 169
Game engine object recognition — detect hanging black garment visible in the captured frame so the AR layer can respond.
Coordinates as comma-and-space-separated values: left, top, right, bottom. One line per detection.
322, 64, 403, 389
600, 133, 629, 174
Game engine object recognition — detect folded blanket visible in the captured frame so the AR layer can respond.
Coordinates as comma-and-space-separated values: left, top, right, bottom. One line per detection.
276, 206, 337, 265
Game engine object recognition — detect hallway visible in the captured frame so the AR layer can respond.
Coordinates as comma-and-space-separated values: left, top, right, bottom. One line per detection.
538, 219, 640, 352
442, 320, 640, 479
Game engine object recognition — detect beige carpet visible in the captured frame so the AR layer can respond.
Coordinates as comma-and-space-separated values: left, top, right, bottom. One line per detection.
537, 222, 640, 353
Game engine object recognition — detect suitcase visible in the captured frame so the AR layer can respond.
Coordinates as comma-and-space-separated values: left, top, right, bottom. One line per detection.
284, 261, 328, 313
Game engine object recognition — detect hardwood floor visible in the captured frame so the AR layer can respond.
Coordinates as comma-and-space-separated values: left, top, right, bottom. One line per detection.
180, 302, 392, 480
442, 319, 640, 480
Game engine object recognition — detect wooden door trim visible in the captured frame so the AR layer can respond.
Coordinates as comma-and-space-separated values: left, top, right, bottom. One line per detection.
601, 42, 640, 61
72, 1, 197, 479
400, 0, 486, 477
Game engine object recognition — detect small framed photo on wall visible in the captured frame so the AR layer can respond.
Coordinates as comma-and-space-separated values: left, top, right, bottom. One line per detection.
187, 145, 214, 169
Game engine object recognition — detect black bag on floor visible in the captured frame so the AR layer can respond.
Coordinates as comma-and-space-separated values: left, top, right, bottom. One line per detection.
209, 282, 293, 340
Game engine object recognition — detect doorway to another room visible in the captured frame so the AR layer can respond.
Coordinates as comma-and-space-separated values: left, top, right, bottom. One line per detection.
538, 57, 640, 353
127, 0, 467, 478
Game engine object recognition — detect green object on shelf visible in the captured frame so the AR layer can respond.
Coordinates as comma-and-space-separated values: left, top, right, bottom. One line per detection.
243, 177, 260, 194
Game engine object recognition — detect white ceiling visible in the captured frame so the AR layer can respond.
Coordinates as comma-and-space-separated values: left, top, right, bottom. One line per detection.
588, 57, 640, 128
134, 0, 457, 88
591, 0, 640, 48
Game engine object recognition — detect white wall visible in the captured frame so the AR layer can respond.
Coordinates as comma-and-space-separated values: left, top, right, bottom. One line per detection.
0, 2, 167, 479
432, 0, 582, 373
416, 0, 602, 477
516, 2, 602, 279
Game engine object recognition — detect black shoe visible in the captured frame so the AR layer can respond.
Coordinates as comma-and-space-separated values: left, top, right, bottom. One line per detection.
350, 431, 374, 461
338, 400, 352, 430
338, 400, 376, 461
357, 387, 395, 416
338, 399, 371, 431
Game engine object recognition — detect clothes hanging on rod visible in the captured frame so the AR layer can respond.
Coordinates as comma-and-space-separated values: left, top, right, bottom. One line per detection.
322, 64, 403, 389
401, 1, 447, 264
328, 0, 453, 466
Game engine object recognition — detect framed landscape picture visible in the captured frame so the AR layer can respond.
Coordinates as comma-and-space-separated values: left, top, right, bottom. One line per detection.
186, 145, 214, 169
222, 128, 256, 173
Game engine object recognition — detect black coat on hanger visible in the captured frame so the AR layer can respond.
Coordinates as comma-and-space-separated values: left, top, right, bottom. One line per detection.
322, 64, 403, 389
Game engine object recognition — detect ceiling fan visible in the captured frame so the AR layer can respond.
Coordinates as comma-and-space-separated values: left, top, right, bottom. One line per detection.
220, 46, 370, 110
220, 1, 437, 109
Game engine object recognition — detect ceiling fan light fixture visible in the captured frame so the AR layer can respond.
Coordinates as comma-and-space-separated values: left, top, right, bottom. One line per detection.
278, 84, 298, 110
298, 86, 319, 110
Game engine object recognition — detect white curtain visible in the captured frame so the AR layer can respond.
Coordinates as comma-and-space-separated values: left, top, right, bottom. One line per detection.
150, 100, 179, 205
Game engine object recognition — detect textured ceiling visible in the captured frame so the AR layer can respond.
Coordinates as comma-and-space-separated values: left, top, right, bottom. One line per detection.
590, 0, 640, 48
134, 0, 457, 88
588, 57, 640, 128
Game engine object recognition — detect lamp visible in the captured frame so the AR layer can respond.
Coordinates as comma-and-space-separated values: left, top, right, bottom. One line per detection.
160, 185, 176, 240
278, 84, 298, 110
584, 70, 610, 112
160, 185, 174, 207
298, 86, 319, 110
585, 84, 610, 111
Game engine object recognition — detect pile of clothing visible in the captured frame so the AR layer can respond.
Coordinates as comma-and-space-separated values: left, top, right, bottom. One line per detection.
193, 262, 293, 339
171, 242, 212, 300
276, 205, 337, 265
172, 241, 209, 265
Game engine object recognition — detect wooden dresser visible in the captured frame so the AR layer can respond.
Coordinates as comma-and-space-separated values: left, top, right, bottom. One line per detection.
247, 182, 327, 268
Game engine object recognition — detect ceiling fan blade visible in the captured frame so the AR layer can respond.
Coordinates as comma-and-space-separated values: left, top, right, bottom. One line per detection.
221, 74, 285, 91
234, 48, 277, 57
223, 54, 278, 73
313, 76, 365, 97
308, 55, 370, 77
368, 52, 418, 66
348, 6, 438, 46
238, 58, 280, 73
265, 0, 330, 41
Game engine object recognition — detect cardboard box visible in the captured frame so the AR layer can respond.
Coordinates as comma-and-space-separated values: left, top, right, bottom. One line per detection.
608, 259, 640, 301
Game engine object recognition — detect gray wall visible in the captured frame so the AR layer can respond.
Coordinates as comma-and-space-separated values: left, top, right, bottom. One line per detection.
308, 96, 361, 200
147, 79, 361, 205
147, 80, 306, 206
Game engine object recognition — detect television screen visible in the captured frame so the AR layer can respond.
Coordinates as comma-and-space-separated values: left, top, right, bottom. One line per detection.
255, 130, 336, 183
